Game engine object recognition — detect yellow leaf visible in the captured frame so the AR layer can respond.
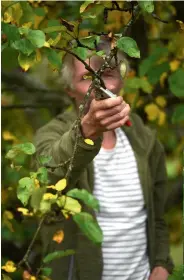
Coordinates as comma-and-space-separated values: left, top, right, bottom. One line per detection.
30, 277, 36, 280
3, 11, 13, 23
36, 49, 42, 62
43, 41, 50, 48
17, 207, 33, 216
176, 20, 184, 32
2, 261, 16, 273
43, 193, 57, 201
46, 185, 56, 189
144, 103, 160, 121
18, 53, 36, 72
159, 72, 168, 88
64, 196, 82, 214
22, 22, 33, 28
120, 62, 127, 78
47, 33, 61, 47
3, 131, 18, 143
4, 210, 14, 220
84, 139, 94, 145
169, 60, 181, 72
62, 209, 70, 219
155, 96, 167, 108
158, 111, 166, 126
52, 230, 64, 244
80, 1, 94, 13
55, 179, 67, 191
34, 179, 40, 188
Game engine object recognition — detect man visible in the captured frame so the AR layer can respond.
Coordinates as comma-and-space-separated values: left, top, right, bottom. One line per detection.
34, 38, 174, 280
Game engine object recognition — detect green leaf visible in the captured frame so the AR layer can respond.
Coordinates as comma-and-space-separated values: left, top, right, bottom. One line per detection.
42, 26, 66, 34
168, 265, 183, 280
138, 47, 169, 77
117, 37, 140, 58
18, 52, 36, 71
39, 200, 51, 214
59, 196, 82, 214
147, 62, 170, 85
80, 1, 94, 13
38, 155, 52, 165
73, 212, 103, 243
14, 142, 36, 155
73, 47, 88, 60
124, 77, 152, 94
67, 188, 99, 211
5, 142, 36, 160
31, 187, 46, 210
17, 177, 35, 205
139, 1, 154, 14
11, 39, 35, 55
44, 48, 62, 70
37, 167, 48, 185
34, 7, 46, 17
168, 68, 184, 97
27, 30, 45, 48
2, 42, 9, 52
2, 22, 20, 42
79, 35, 99, 49
41, 267, 52, 276
43, 250, 75, 264
20, 1, 34, 25
172, 104, 184, 124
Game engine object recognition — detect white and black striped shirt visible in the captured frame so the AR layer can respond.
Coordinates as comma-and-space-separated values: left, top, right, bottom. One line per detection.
93, 127, 150, 280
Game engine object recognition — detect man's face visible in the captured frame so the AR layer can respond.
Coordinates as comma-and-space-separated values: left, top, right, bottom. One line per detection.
68, 55, 123, 111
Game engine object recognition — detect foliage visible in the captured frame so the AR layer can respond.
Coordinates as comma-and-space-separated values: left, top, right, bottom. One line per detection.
1, 0, 183, 279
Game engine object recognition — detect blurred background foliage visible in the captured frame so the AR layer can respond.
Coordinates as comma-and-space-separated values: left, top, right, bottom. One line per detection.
1, 0, 183, 276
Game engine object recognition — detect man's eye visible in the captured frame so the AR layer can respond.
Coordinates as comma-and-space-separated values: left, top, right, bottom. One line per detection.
82, 75, 92, 80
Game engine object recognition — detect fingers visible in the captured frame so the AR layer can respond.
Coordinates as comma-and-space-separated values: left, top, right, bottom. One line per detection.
94, 101, 128, 121
105, 115, 130, 131
91, 96, 123, 112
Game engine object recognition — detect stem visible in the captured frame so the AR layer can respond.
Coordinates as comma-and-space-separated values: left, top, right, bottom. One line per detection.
18, 216, 45, 268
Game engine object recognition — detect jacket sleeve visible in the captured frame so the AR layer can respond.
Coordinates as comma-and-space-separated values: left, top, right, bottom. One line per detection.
33, 117, 103, 188
152, 140, 174, 274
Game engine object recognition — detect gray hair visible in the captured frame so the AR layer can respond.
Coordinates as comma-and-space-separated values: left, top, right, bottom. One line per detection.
59, 36, 130, 90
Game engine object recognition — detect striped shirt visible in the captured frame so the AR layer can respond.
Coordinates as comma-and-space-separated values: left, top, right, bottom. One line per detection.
93, 127, 150, 280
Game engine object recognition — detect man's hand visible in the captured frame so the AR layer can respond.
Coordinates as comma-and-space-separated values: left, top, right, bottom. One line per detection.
149, 266, 169, 280
81, 96, 130, 140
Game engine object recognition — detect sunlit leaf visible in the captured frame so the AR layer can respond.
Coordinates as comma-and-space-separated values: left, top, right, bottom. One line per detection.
11, 38, 35, 55
39, 200, 51, 214
17, 177, 35, 205
52, 230, 64, 244
2, 261, 16, 273
73, 212, 103, 243
117, 37, 140, 58
55, 179, 67, 191
80, 1, 94, 13
27, 30, 46, 48
18, 52, 36, 71
84, 139, 94, 145
139, 1, 154, 14
63, 196, 82, 214
43, 250, 75, 264
17, 207, 33, 216
43, 193, 57, 201
169, 60, 181, 72
155, 96, 167, 108
67, 188, 99, 211
144, 103, 160, 121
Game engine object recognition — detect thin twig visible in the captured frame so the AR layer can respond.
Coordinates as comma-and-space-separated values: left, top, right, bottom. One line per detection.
18, 216, 45, 268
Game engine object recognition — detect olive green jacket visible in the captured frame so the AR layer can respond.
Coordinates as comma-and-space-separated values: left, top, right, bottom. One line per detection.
34, 106, 174, 280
